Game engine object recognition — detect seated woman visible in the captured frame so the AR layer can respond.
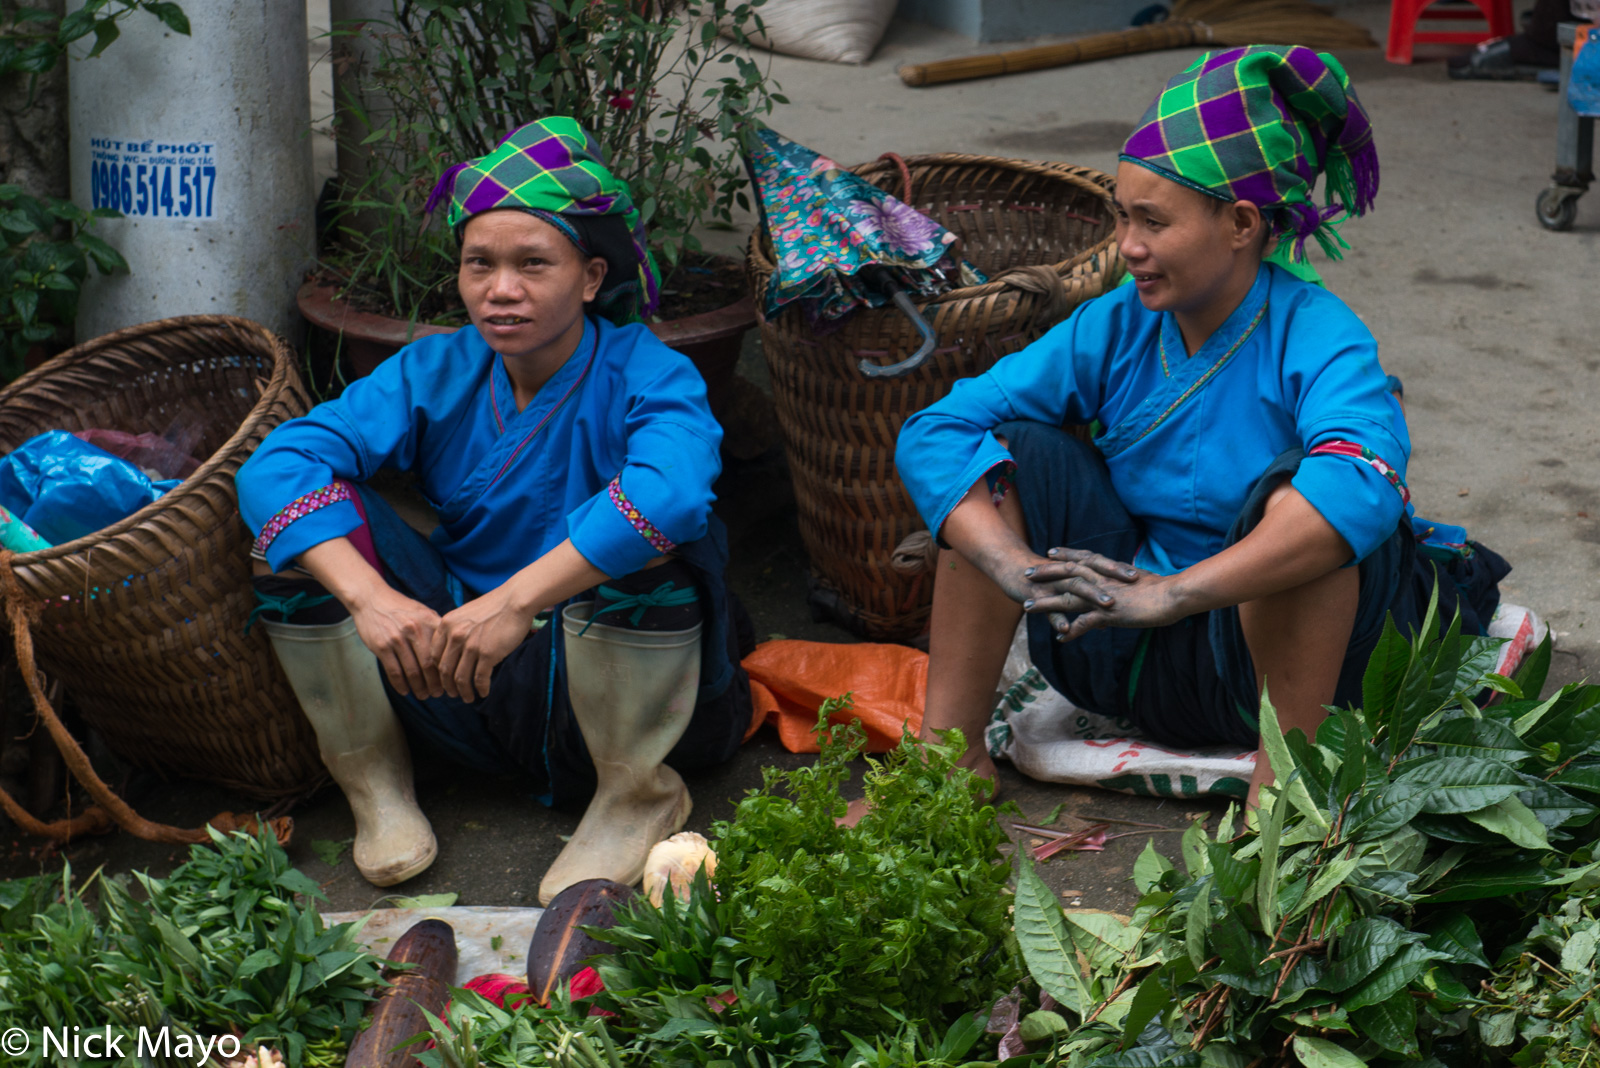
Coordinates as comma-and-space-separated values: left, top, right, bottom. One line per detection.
895, 46, 1508, 805
236, 118, 751, 897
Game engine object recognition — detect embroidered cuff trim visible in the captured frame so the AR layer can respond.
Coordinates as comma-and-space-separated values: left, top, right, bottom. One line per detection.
253, 483, 354, 556
608, 476, 676, 554
986, 459, 1018, 508
1308, 440, 1411, 505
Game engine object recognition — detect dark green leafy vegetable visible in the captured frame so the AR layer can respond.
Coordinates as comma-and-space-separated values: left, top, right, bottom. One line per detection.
1005, 593, 1600, 1067
0, 825, 385, 1068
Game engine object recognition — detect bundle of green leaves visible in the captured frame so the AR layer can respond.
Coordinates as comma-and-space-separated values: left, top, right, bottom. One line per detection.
1477, 874, 1600, 1066
0, 826, 386, 1068
712, 701, 1021, 1039
1003, 593, 1600, 1067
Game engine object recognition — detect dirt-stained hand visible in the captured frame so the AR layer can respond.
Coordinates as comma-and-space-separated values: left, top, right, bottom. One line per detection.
1020, 548, 1141, 616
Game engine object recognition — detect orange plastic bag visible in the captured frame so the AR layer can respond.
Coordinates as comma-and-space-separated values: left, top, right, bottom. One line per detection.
740, 640, 926, 752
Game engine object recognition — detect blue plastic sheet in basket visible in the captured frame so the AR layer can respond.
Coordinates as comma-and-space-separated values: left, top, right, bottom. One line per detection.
0, 430, 181, 545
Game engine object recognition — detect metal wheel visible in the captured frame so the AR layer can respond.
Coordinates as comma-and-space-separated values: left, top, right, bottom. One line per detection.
1536, 186, 1580, 231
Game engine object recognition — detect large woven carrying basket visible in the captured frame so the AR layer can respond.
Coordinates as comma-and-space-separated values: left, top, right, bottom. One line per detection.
748, 154, 1123, 642
0, 316, 322, 800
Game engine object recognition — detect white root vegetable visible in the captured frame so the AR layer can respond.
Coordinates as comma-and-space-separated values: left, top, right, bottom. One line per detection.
225, 1047, 283, 1068
643, 831, 717, 906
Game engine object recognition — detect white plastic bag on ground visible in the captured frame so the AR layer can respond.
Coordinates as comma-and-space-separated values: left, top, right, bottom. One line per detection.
985, 604, 1549, 801
722, 0, 897, 65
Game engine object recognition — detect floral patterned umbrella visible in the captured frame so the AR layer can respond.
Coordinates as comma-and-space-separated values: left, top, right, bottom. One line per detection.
744, 127, 986, 376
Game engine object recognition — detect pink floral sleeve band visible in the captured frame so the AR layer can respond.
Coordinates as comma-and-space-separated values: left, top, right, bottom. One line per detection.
253, 482, 355, 556
1308, 440, 1410, 504
608, 476, 676, 553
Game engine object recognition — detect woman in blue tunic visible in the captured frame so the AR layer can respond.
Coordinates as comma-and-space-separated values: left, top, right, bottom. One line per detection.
236, 119, 751, 898
895, 47, 1508, 806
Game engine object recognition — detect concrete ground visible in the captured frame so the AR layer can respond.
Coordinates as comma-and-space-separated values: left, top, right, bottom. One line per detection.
2, 4, 1596, 923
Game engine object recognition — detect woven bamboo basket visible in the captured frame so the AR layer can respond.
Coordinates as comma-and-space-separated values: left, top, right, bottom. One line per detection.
0, 316, 322, 800
748, 154, 1123, 642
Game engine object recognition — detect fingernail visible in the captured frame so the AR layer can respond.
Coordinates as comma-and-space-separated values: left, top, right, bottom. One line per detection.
1024, 566, 1035, 577
1023, 599, 1034, 610
1101, 595, 1112, 604
1047, 548, 1059, 557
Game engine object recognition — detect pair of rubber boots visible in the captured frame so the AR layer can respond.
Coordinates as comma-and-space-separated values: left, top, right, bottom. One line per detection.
261, 603, 699, 894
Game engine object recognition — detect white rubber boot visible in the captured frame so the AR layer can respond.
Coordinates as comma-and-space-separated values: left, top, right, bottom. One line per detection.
261, 617, 437, 886
538, 603, 701, 905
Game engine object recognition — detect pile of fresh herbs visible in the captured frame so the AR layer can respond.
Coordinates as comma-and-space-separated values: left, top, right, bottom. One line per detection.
1003, 595, 1600, 1067
0, 825, 387, 1068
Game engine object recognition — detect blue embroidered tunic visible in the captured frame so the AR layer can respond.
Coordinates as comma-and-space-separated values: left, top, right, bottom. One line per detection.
237, 316, 721, 593
897, 264, 1410, 574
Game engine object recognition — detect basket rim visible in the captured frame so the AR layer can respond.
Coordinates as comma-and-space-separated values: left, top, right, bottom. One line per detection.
748, 153, 1120, 307
0, 314, 297, 566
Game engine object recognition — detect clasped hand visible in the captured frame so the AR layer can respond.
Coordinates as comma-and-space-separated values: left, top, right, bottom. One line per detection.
351, 583, 531, 702
1007, 547, 1187, 640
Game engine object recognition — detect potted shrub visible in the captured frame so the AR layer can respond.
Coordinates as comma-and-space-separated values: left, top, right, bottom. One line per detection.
302, 0, 784, 413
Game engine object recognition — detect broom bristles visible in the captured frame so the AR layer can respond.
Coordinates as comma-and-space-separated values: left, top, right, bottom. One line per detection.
1174, 0, 1377, 49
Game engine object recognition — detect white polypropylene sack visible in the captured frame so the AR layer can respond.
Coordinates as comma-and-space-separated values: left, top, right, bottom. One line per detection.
985, 603, 1549, 801
722, 0, 897, 65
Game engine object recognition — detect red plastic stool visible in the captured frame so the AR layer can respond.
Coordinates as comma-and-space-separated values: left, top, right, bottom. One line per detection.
1386, 0, 1515, 63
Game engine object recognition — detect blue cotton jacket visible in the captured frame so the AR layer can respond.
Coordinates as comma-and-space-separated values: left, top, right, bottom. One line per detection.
236, 316, 723, 595
897, 264, 1410, 573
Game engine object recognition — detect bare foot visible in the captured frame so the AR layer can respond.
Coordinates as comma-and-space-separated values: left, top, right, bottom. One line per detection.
835, 755, 1002, 828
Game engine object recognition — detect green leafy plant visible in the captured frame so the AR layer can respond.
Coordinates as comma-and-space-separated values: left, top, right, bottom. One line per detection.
0, 185, 126, 378
1478, 873, 1600, 1066
324, 0, 784, 327
0, 0, 189, 89
0, 826, 386, 1068
1005, 593, 1600, 1067
713, 701, 1021, 1040
589, 868, 832, 1066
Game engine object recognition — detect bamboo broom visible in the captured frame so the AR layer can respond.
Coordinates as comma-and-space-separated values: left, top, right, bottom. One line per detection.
898, 0, 1376, 87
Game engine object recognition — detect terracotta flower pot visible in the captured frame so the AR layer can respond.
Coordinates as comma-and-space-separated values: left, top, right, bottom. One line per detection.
296, 279, 755, 415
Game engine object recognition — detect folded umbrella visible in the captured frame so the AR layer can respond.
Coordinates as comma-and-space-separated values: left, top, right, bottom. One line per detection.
743, 127, 987, 377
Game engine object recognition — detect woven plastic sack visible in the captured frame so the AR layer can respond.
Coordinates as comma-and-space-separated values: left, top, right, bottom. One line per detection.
985, 604, 1552, 801
741, 639, 925, 752
722, 0, 897, 64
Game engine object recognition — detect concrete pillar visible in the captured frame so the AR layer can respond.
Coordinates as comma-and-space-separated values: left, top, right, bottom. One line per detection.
67, 0, 315, 340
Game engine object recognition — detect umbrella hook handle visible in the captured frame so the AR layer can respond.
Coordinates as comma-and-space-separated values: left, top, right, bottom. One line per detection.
876, 153, 915, 203
859, 289, 938, 378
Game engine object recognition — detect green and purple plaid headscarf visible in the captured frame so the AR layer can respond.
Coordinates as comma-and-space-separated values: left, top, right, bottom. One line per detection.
1120, 45, 1379, 281
425, 117, 660, 322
